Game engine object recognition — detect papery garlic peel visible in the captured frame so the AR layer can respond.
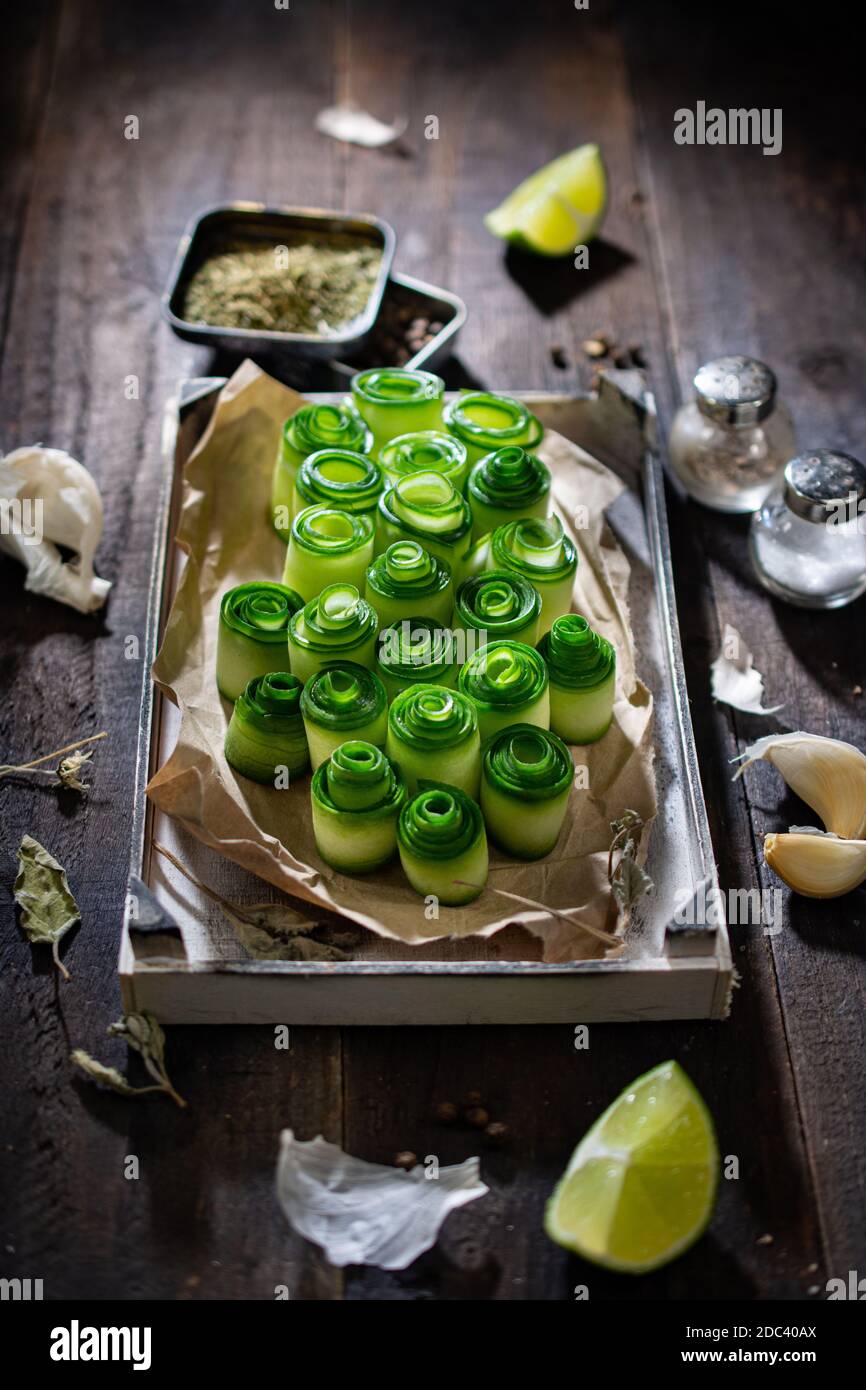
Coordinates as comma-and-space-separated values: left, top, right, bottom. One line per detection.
764, 832, 866, 899
736, 732, 866, 840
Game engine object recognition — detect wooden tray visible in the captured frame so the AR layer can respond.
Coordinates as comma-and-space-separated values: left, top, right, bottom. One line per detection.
119, 373, 732, 1024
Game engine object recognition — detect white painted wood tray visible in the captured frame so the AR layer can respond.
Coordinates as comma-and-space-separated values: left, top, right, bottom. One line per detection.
119, 373, 732, 1024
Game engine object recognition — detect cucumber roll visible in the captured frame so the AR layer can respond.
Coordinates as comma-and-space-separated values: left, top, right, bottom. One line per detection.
271, 403, 372, 540
311, 742, 407, 874
300, 662, 388, 770
453, 569, 541, 649
386, 683, 481, 800
458, 639, 550, 742
288, 583, 379, 685
216, 581, 304, 702
376, 618, 457, 701
537, 613, 616, 744
282, 504, 375, 602
379, 430, 469, 493
481, 724, 574, 859
466, 445, 551, 539
398, 783, 488, 905
291, 448, 382, 523
491, 515, 577, 635
350, 367, 445, 452
224, 672, 309, 785
364, 540, 454, 629
443, 390, 543, 468
377, 471, 473, 582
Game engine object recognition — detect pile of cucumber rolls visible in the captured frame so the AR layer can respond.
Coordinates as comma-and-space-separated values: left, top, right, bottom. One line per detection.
215, 378, 619, 907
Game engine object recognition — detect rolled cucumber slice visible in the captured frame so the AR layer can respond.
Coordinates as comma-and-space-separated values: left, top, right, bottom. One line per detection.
288, 584, 379, 685
216, 581, 305, 702
466, 445, 551, 540
311, 742, 407, 874
481, 724, 574, 859
458, 639, 550, 742
386, 683, 481, 799
282, 504, 375, 602
398, 783, 488, 905
224, 671, 309, 785
491, 515, 577, 636
537, 613, 616, 744
300, 662, 389, 770
364, 540, 454, 629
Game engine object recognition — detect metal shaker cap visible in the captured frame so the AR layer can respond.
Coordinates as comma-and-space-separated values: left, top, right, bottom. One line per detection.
694, 356, 776, 426
783, 449, 866, 523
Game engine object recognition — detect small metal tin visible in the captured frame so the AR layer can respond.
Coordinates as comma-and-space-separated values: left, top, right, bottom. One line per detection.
783, 449, 866, 523
161, 201, 396, 360
331, 271, 467, 377
694, 355, 776, 426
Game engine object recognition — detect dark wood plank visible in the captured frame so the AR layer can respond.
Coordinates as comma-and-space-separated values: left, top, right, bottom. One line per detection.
0, 0, 346, 1300
622, 0, 866, 1280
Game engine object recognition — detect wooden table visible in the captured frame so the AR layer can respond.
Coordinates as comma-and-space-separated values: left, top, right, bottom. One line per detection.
1, 0, 863, 1301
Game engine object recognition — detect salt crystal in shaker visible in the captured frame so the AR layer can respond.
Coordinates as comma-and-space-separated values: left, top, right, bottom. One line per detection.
750, 450, 866, 608
668, 356, 795, 512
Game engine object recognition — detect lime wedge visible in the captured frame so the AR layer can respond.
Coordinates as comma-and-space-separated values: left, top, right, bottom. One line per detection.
484, 143, 607, 256
545, 1061, 718, 1274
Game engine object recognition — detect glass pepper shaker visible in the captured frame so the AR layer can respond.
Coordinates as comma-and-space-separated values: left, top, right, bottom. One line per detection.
668, 356, 795, 512
750, 450, 866, 608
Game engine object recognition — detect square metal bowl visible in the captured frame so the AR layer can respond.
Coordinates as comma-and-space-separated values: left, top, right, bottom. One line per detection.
161, 201, 396, 359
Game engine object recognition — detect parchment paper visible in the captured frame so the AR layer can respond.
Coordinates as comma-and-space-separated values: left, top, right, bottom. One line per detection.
148, 360, 655, 961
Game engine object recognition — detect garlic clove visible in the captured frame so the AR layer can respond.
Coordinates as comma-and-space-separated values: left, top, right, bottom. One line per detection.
736, 732, 866, 840
764, 830, 866, 899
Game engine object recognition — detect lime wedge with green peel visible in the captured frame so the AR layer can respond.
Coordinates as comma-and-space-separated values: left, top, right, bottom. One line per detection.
545, 1061, 719, 1274
485, 143, 607, 256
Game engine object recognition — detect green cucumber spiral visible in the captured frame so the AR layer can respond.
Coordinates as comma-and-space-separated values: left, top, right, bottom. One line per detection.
481, 724, 573, 859
379, 430, 469, 492
443, 390, 544, 466
311, 741, 407, 874
376, 618, 457, 700
282, 504, 375, 602
292, 448, 383, 521
224, 672, 309, 784
377, 471, 473, 582
351, 368, 445, 451
288, 583, 379, 685
272, 403, 372, 540
386, 683, 481, 799
466, 445, 551, 539
398, 783, 488, 905
300, 662, 388, 770
457, 639, 550, 741
491, 515, 577, 635
217, 581, 305, 701
536, 614, 616, 744
453, 569, 541, 648
364, 540, 454, 628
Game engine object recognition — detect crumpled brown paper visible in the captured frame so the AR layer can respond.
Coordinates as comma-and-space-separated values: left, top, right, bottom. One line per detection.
147, 360, 655, 961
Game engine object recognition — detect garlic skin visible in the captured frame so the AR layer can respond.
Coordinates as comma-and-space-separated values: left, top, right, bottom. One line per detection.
0, 446, 111, 614
764, 831, 866, 899
737, 732, 866, 840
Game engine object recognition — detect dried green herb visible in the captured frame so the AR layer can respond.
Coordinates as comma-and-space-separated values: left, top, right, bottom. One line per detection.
609, 810, 654, 918
70, 1051, 167, 1099
152, 841, 356, 961
14, 834, 80, 980
72, 1011, 187, 1108
183, 235, 382, 336
0, 731, 107, 793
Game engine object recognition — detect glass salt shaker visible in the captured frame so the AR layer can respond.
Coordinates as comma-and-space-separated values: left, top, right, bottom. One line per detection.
668, 356, 795, 512
750, 450, 866, 608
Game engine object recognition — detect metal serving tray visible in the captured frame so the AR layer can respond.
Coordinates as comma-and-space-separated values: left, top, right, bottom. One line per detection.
120, 375, 732, 1025
162, 201, 396, 359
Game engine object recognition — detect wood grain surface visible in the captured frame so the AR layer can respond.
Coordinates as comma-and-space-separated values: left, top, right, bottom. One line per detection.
0, 0, 863, 1300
